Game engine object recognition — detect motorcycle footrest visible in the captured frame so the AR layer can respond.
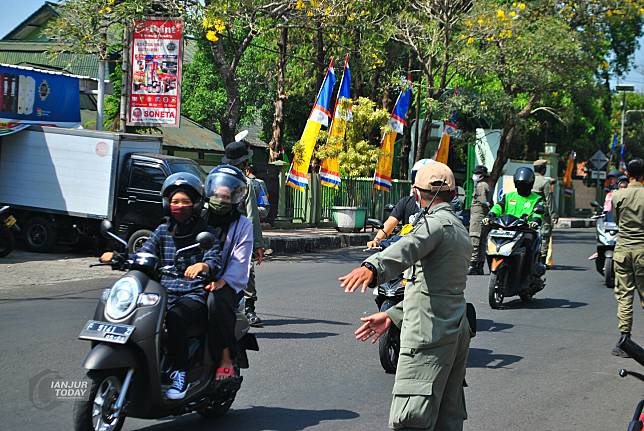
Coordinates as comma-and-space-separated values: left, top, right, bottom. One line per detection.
209, 375, 242, 398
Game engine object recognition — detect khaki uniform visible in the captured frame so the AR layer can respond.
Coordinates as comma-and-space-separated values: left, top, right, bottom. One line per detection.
239, 177, 266, 305
469, 181, 492, 265
611, 182, 644, 334
532, 173, 555, 259
365, 203, 472, 431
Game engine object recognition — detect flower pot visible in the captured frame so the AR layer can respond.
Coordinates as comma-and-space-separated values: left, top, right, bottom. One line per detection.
331, 206, 368, 233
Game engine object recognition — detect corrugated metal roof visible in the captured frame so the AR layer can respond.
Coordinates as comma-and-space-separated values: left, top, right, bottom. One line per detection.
162, 116, 225, 152
0, 49, 99, 78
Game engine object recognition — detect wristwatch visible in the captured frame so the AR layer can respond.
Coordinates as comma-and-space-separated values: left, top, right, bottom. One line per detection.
361, 262, 378, 288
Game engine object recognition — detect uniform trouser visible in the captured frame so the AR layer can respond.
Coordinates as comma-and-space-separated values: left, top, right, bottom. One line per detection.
540, 215, 552, 259
613, 249, 644, 334
389, 319, 471, 431
208, 286, 241, 365
469, 208, 487, 265
166, 297, 208, 370
243, 262, 257, 307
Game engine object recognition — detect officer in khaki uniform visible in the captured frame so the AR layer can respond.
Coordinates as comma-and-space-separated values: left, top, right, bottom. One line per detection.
340, 162, 472, 431
468, 165, 493, 275
532, 160, 558, 265
610, 158, 644, 357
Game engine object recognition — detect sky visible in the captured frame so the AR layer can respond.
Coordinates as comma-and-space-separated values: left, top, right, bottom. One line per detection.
0, 0, 642, 92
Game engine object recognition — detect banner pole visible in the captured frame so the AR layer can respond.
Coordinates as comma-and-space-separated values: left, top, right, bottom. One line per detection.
119, 26, 131, 132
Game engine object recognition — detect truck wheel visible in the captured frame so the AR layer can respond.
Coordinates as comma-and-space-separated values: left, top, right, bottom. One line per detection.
127, 229, 153, 253
23, 217, 57, 252
604, 257, 614, 289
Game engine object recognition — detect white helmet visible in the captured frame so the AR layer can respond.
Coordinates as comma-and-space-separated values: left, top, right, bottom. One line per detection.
411, 159, 436, 184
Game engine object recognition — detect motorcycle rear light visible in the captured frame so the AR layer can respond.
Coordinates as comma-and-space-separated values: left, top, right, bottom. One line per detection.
137, 293, 160, 307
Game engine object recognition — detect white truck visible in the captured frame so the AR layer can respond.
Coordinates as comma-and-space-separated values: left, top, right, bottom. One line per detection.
0, 126, 205, 252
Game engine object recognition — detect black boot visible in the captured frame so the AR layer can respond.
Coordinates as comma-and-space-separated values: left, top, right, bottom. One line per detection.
468, 262, 484, 276
245, 300, 263, 328
612, 333, 631, 358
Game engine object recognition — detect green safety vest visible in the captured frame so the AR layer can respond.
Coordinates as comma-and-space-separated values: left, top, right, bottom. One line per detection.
490, 191, 543, 221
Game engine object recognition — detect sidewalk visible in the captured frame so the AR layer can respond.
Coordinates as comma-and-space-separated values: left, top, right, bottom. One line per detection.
264, 227, 372, 254
554, 217, 596, 229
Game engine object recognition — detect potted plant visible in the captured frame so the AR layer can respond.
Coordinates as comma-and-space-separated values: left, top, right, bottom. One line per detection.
313, 97, 391, 232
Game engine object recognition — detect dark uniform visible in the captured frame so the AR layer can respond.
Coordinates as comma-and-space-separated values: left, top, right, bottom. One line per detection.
468, 165, 493, 274
532, 160, 556, 264
364, 162, 471, 430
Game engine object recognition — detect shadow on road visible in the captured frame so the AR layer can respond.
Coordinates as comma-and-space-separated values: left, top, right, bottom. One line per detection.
261, 313, 352, 327
467, 347, 522, 369
504, 297, 588, 309
476, 319, 514, 332
133, 406, 360, 431
549, 264, 588, 271
255, 331, 339, 340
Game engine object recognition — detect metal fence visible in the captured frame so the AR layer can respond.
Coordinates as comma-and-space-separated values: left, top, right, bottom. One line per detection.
286, 176, 412, 224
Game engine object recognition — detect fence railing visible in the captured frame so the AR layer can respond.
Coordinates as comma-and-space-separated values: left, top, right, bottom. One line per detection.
286, 175, 412, 225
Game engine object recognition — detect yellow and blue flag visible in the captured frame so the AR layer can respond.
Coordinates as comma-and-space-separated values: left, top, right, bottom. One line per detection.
287, 60, 336, 191
373, 81, 412, 191
321, 55, 351, 189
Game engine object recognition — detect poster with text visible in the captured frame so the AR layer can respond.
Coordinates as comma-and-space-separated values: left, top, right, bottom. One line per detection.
127, 19, 183, 127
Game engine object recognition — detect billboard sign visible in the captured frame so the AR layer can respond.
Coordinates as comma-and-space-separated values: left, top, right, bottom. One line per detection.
127, 19, 183, 128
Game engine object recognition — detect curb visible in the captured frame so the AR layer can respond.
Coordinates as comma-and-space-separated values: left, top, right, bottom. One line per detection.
267, 232, 372, 254
555, 219, 596, 229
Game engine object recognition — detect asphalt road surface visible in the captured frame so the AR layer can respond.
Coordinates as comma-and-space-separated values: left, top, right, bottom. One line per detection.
0, 228, 642, 431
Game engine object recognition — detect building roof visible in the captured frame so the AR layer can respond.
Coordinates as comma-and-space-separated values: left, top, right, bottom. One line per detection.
161, 117, 268, 152
2, 2, 59, 41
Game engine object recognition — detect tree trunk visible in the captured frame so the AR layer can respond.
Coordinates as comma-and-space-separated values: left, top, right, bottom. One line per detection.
315, 21, 325, 90
416, 110, 434, 162
219, 76, 241, 146
269, 25, 288, 161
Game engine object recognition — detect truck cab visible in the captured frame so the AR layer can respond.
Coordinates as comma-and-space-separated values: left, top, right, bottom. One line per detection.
114, 153, 206, 252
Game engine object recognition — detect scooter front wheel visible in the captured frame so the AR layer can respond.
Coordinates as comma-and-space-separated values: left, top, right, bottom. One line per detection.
488, 269, 506, 309
378, 299, 400, 374
74, 370, 126, 431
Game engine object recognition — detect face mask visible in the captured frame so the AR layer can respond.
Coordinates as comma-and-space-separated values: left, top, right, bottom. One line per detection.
472, 174, 482, 182
209, 197, 233, 215
169, 204, 193, 223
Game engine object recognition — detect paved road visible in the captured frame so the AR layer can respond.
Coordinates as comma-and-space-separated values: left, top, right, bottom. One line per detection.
0, 228, 642, 430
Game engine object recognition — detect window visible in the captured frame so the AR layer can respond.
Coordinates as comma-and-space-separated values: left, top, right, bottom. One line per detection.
130, 164, 165, 192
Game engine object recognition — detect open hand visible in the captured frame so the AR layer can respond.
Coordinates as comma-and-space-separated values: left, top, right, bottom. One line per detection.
355, 312, 392, 343
339, 266, 374, 293
366, 239, 380, 249
205, 279, 225, 292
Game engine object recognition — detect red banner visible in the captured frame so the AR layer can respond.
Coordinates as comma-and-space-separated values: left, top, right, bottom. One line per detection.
127, 18, 183, 127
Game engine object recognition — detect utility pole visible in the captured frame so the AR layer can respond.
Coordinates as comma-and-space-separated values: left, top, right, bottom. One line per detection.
118, 26, 131, 133
616, 84, 635, 154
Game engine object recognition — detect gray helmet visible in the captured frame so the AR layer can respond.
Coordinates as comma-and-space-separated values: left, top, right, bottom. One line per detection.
161, 172, 204, 214
473, 165, 488, 176
607, 169, 622, 179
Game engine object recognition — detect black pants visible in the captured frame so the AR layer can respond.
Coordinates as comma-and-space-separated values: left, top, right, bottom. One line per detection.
208, 285, 241, 365
166, 297, 207, 370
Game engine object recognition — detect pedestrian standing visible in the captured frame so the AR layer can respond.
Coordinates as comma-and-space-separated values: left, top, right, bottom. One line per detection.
340, 162, 471, 431
221, 139, 267, 327
468, 165, 493, 275
610, 158, 644, 357
532, 159, 558, 267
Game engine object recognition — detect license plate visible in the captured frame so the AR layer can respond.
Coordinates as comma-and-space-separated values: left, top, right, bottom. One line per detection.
4, 215, 16, 228
490, 230, 514, 238
79, 320, 135, 344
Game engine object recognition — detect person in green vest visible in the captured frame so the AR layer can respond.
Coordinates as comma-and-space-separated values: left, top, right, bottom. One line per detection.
483, 167, 544, 227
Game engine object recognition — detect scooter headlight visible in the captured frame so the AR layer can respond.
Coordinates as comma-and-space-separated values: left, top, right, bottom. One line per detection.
105, 277, 141, 321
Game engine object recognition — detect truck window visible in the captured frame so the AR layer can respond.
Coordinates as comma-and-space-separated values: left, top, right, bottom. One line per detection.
130, 164, 166, 192
170, 162, 207, 182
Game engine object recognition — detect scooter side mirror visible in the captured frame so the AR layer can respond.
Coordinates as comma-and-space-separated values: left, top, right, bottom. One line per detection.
100, 220, 128, 247
366, 218, 384, 230
590, 200, 601, 208
196, 232, 217, 250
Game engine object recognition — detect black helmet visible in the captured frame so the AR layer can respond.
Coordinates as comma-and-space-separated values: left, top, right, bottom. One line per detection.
205, 165, 248, 205
607, 169, 622, 179
513, 167, 535, 197
161, 172, 204, 214
627, 158, 644, 178
473, 165, 488, 176
617, 174, 629, 185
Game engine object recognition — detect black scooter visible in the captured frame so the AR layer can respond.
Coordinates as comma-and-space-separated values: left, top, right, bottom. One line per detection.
617, 337, 644, 430
74, 221, 258, 431
485, 208, 546, 309
0, 205, 20, 257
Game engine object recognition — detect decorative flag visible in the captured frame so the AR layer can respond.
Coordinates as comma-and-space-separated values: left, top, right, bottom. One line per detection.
373, 80, 412, 191
443, 112, 461, 138
609, 133, 617, 163
619, 142, 627, 171
563, 150, 576, 196
434, 132, 451, 164
320, 55, 351, 189
286, 60, 336, 191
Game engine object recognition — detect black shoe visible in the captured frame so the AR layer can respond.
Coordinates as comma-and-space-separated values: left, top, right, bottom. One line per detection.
246, 310, 264, 327
468, 264, 484, 276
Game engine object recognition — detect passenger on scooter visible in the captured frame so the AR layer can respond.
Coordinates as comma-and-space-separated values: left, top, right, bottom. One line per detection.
482, 167, 543, 268
100, 172, 222, 400
203, 165, 254, 382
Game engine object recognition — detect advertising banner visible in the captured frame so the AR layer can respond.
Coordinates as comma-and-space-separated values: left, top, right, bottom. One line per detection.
127, 18, 183, 128
0, 64, 81, 134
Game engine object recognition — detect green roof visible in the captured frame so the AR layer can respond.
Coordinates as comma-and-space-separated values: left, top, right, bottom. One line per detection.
0, 42, 99, 78
162, 116, 225, 152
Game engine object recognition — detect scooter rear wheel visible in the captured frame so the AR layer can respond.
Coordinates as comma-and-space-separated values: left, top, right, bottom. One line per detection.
197, 368, 241, 419
73, 370, 126, 431
488, 270, 506, 309
604, 257, 614, 289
